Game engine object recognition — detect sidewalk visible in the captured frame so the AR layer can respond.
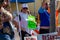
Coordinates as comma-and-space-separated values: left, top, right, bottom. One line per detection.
14, 29, 20, 40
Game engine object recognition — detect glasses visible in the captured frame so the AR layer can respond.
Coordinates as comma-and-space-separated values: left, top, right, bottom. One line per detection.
23, 7, 28, 9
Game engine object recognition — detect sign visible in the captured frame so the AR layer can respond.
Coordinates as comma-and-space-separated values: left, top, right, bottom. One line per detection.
27, 15, 36, 29
24, 36, 37, 40
37, 32, 59, 40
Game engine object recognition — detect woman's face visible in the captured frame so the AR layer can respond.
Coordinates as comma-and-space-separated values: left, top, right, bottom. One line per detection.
42, 3, 48, 10
22, 7, 28, 13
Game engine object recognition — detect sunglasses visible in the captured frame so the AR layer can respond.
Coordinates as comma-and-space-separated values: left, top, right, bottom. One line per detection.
23, 7, 28, 9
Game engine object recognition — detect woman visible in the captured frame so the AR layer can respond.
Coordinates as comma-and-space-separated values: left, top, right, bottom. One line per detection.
38, 2, 50, 34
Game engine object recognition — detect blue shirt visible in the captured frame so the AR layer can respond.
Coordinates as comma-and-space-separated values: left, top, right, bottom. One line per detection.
0, 22, 10, 32
38, 7, 50, 26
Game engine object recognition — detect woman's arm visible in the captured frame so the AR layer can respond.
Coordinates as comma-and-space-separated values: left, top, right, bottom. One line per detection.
1, 7, 13, 21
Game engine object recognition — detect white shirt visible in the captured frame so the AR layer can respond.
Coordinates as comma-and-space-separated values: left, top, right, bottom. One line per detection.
20, 12, 28, 31
13, 12, 32, 34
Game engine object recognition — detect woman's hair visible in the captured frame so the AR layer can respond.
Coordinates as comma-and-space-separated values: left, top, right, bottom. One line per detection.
21, 9, 23, 12
0, 0, 4, 4
45, 3, 48, 10
58, 8, 60, 12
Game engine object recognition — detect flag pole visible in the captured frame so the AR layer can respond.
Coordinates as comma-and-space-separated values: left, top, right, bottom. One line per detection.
50, 0, 56, 32
16, 0, 22, 40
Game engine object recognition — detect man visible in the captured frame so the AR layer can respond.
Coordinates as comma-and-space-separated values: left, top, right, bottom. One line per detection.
0, 0, 13, 40
38, 2, 50, 34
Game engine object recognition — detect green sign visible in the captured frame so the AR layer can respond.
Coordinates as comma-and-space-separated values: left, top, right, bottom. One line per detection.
27, 15, 36, 29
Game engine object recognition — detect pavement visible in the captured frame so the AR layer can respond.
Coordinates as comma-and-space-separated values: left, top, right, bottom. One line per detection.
14, 29, 20, 40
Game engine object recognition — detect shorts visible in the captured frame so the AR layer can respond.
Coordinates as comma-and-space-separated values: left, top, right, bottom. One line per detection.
39, 28, 49, 34
21, 30, 31, 40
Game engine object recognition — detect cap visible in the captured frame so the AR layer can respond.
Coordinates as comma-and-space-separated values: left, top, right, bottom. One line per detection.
22, 3, 28, 8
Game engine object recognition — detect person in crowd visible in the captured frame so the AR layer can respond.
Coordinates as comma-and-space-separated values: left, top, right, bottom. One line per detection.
13, 3, 31, 40
38, 2, 50, 34
0, 0, 14, 40
56, 7, 60, 27
56, 7, 60, 36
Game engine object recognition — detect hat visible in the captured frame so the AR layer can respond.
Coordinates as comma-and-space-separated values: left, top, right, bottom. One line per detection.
22, 3, 28, 8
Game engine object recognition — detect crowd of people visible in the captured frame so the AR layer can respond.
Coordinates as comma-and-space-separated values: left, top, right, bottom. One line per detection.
0, 0, 60, 40
0, 0, 14, 40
